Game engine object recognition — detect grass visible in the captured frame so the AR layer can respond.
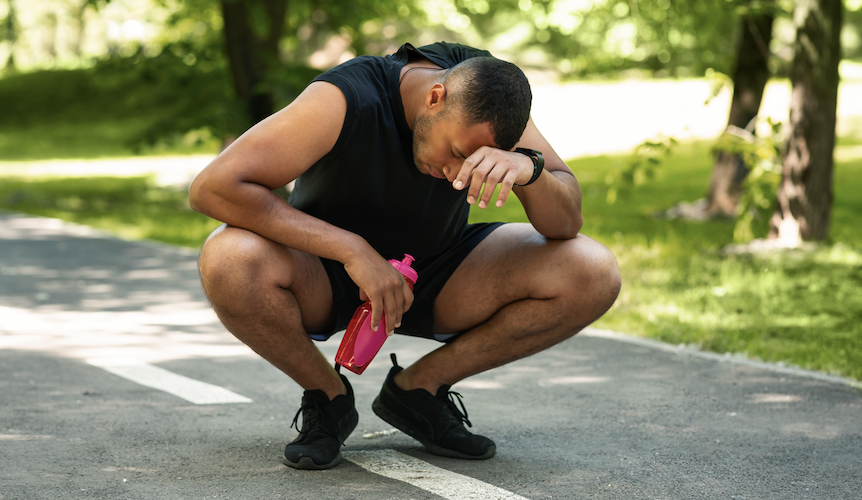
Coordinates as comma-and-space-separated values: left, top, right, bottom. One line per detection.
0, 55, 319, 161
471, 141, 862, 381
0, 176, 220, 248
0, 56, 233, 161
1, 64, 860, 383
1, 142, 860, 382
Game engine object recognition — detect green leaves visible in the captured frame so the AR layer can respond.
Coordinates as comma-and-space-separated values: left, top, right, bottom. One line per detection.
605, 136, 677, 204
710, 118, 783, 242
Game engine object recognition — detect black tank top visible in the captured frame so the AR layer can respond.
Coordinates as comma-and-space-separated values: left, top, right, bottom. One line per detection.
287, 42, 493, 261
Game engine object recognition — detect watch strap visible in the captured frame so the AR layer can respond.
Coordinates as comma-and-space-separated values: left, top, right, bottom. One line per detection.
514, 148, 544, 186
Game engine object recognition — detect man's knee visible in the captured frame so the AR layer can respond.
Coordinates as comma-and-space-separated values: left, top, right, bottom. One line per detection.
557, 236, 621, 318
198, 225, 285, 306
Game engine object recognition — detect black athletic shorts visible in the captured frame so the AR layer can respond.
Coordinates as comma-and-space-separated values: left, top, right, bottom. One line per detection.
311, 222, 504, 343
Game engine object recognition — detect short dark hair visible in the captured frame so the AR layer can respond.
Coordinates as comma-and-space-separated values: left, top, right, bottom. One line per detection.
441, 57, 532, 151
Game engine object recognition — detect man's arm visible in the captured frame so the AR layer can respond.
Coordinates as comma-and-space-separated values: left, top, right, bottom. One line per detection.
189, 82, 413, 335
452, 117, 583, 240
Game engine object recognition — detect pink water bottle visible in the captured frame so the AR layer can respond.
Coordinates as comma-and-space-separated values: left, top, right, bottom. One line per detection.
334, 254, 418, 375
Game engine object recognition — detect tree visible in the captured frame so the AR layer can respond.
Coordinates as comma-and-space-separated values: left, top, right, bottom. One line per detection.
218, 0, 422, 127
1, 0, 17, 70
454, 0, 741, 78
705, 1, 775, 217
769, 0, 842, 244
68, 0, 92, 57
220, 0, 286, 125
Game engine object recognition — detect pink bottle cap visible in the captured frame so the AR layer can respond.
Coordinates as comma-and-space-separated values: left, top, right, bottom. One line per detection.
388, 254, 418, 284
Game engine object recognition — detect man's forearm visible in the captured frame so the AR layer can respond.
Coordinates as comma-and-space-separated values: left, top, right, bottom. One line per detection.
516, 169, 583, 240
189, 175, 369, 265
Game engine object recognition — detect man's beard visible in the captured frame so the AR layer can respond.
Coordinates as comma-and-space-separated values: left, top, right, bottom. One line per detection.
411, 112, 438, 170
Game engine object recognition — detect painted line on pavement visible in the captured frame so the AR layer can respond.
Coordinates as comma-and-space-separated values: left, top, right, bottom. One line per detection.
344, 449, 530, 500
581, 327, 861, 389
87, 358, 252, 404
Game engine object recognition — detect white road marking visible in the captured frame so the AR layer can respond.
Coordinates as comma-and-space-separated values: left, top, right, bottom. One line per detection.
344, 449, 530, 500
87, 358, 252, 405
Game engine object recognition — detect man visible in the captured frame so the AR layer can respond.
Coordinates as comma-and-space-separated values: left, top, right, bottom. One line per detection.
189, 42, 621, 470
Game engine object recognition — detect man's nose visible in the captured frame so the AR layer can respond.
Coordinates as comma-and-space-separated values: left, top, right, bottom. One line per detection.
442, 164, 452, 179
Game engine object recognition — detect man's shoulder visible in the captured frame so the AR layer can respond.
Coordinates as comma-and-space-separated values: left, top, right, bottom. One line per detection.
313, 54, 390, 103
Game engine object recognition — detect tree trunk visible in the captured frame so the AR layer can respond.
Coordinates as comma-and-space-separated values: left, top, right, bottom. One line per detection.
768, 0, 842, 244
706, 5, 774, 217
2, 0, 17, 70
70, 0, 89, 57
220, 0, 287, 126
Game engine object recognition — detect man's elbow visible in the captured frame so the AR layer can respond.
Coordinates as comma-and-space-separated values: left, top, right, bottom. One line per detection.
187, 173, 209, 215
542, 213, 582, 240
561, 213, 583, 240
569, 212, 584, 238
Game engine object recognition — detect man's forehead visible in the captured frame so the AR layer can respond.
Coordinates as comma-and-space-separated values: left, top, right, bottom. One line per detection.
455, 120, 497, 151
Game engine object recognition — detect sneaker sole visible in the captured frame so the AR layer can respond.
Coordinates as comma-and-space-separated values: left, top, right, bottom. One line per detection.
282, 453, 343, 470
372, 396, 496, 460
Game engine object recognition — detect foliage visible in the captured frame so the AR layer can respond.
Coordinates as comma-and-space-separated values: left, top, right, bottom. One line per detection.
470, 141, 862, 381
4, 142, 860, 379
453, 0, 786, 78
604, 136, 677, 204
710, 118, 783, 242
601, 117, 782, 244
158, 0, 423, 63
0, 47, 319, 159
0, 176, 220, 247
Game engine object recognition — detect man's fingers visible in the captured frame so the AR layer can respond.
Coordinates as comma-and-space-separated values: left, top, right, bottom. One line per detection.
477, 166, 510, 208
454, 150, 485, 193
495, 171, 518, 207
384, 295, 398, 336
369, 295, 384, 332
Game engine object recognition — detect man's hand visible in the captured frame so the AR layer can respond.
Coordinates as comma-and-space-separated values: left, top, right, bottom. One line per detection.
451, 146, 535, 209
343, 250, 414, 336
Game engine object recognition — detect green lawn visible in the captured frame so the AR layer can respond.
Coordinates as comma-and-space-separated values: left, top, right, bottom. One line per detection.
1, 63, 860, 383
2, 142, 860, 382
471, 141, 862, 381
0, 176, 220, 248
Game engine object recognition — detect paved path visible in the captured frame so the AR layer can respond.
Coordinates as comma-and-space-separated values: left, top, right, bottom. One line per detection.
1, 211, 860, 500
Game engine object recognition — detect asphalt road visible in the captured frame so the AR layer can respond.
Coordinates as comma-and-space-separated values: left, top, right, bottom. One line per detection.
1, 211, 860, 500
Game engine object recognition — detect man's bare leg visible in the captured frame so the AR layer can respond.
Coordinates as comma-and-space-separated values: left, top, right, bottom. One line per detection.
395, 223, 621, 394
198, 224, 345, 400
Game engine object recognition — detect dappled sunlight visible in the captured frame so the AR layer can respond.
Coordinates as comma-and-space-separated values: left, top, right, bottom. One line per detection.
526, 79, 862, 161
0, 155, 213, 188
748, 393, 802, 403
0, 212, 249, 365
455, 380, 506, 389
780, 423, 842, 440
538, 376, 611, 386
0, 304, 249, 364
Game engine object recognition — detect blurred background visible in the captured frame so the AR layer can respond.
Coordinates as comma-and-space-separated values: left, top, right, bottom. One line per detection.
1, 0, 861, 381
2, 0, 861, 159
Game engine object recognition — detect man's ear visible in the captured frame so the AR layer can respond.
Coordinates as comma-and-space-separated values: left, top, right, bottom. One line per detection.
425, 83, 447, 114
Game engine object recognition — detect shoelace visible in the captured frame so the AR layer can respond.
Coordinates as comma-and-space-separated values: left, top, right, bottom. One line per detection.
290, 398, 346, 445
444, 390, 473, 428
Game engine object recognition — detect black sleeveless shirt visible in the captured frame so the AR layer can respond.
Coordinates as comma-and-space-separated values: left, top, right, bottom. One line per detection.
287, 42, 493, 261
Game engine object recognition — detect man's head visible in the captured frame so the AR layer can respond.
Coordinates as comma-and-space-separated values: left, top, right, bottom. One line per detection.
439, 57, 532, 151
412, 57, 532, 180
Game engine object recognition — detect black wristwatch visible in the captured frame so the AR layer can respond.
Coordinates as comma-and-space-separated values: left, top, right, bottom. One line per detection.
513, 148, 544, 186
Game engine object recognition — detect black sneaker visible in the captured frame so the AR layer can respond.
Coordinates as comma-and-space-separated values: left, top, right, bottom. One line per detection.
282, 374, 359, 470
371, 354, 496, 460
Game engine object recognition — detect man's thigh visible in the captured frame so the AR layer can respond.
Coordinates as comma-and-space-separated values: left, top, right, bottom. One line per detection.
431, 223, 610, 335
199, 224, 335, 335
